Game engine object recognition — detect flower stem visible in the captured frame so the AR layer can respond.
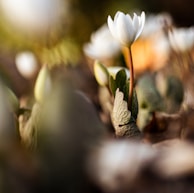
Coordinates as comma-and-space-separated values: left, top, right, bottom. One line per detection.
123, 46, 134, 111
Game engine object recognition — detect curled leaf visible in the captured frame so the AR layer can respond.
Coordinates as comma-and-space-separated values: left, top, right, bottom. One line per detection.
111, 89, 141, 138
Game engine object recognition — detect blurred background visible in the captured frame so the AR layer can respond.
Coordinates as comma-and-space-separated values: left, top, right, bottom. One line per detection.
0, 1, 194, 193
0, 0, 193, 97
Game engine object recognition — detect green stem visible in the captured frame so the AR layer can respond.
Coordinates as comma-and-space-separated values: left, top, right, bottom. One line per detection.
124, 46, 134, 111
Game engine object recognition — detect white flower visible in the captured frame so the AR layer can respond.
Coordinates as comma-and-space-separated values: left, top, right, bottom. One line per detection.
168, 27, 194, 52
142, 12, 172, 37
83, 24, 121, 60
0, 0, 68, 35
86, 140, 156, 192
107, 11, 145, 46
15, 51, 38, 78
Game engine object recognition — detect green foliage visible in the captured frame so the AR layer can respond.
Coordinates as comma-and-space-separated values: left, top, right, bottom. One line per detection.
109, 69, 138, 120
109, 69, 129, 101
131, 90, 139, 120
136, 73, 164, 112
158, 74, 184, 113
111, 89, 141, 138
166, 76, 184, 105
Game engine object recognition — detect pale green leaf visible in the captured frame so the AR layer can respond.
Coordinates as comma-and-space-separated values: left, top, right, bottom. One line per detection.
111, 89, 141, 138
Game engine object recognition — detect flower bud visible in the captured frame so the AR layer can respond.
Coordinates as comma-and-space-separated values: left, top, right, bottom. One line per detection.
94, 61, 109, 86
34, 65, 52, 103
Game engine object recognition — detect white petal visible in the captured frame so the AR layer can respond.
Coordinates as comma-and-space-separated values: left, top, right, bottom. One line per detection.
83, 43, 97, 59
114, 11, 122, 20
108, 15, 118, 40
126, 14, 135, 32
132, 13, 140, 30
169, 27, 194, 52
140, 11, 146, 33
126, 13, 133, 25
116, 13, 135, 45
83, 24, 121, 59
132, 13, 140, 37
135, 11, 145, 41
107, 11, 145, 46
